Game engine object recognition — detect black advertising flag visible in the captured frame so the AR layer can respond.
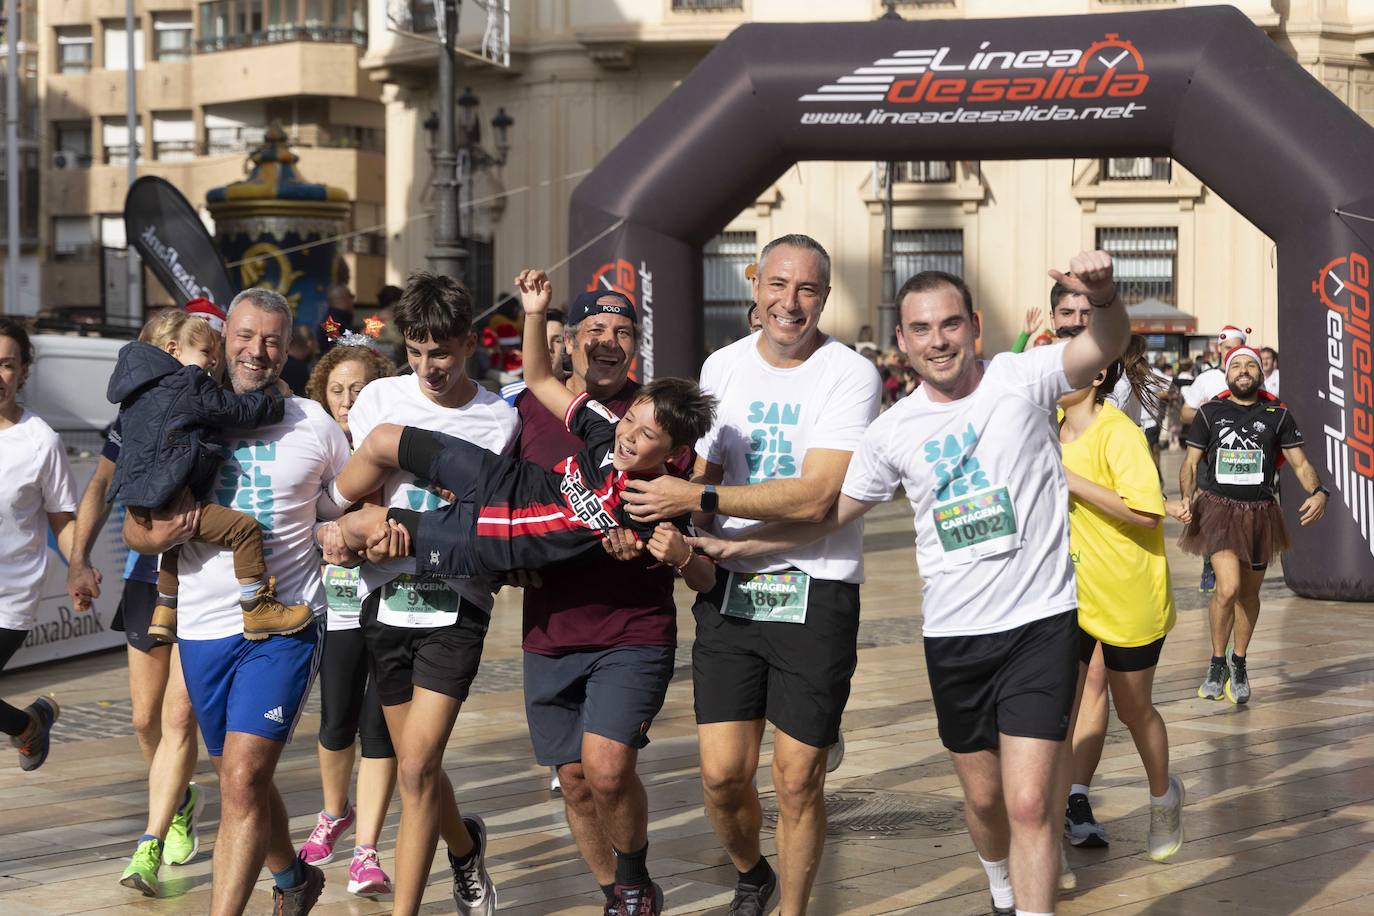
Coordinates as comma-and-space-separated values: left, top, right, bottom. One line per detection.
124, 176, 235, 308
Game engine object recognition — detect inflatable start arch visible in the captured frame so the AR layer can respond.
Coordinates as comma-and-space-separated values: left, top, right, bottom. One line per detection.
568, 6, 1374, 601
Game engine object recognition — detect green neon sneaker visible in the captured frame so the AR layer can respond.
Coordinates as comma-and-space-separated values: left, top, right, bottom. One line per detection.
163, 782, 204, 865
119, 838, 162, 897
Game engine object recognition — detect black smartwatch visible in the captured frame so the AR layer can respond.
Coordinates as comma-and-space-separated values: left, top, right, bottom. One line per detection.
1314, 484, 1331, 497
700, 484, 719, 513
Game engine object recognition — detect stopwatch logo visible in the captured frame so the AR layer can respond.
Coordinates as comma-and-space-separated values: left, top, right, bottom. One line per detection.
1074, 34, 1145, 75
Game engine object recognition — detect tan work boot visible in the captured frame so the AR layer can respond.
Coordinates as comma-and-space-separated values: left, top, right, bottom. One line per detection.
242, 576, 314, 640
148, 602, 177, 643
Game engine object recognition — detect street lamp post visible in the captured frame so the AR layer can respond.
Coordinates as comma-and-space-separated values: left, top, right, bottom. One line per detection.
427, 0, 465, 281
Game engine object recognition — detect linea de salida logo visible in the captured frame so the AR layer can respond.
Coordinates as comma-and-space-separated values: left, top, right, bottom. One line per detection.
798, 33, 1148, 125
1314, 251, 1374, 555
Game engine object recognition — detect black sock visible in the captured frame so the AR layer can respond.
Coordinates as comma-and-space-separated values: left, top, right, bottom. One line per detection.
738, 856, 773, 888
1231, 652, 1246, 667
452, 821, 482, 868
613, 843, 650, 887
0, 699, 29, 737
601, 883, 617, 903
1211, 655, 1227, 668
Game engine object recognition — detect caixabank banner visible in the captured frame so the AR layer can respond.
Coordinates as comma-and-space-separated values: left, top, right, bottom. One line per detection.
569, 6, 1374, 599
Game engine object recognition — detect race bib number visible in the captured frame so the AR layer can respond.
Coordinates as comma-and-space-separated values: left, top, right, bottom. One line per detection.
932, 485, 1019, 562
377, 574, 460, 628
722, 572, 810, 624
1216, 448, 1264, 486
324, 565, 361, 614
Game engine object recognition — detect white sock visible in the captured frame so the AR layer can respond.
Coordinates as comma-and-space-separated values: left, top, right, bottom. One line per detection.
1070, 783, 1090, 798
1016, 911, 1054, 916
1150, 781, 1178, 806
979, 855, 1013, 908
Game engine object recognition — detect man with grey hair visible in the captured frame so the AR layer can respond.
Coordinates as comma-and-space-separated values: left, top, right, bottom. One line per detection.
623, 233, 882, 915
126, 287, 354, 915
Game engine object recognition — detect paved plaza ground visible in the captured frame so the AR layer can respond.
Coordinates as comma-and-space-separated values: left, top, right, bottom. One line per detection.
3, 451, 1374, 914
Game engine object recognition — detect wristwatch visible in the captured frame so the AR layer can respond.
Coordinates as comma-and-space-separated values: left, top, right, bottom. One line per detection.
1314, 484, 1331, 497
700, 484, 719, 513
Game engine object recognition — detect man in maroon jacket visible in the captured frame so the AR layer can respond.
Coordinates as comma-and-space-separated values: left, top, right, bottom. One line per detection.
508, 289, 685, 915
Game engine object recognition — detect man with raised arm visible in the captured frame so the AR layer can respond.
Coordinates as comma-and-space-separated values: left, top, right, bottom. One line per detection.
690, 251, 1130, 916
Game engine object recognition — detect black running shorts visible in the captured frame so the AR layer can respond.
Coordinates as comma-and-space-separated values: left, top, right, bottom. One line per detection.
691, 566, 859, 749
1077, 628, 1167, 673
111, 579, 163, 654
359, 588, 489, 707
924, 610, 1079, 754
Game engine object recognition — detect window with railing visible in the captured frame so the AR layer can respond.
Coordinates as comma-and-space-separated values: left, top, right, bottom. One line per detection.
206, 124, 266, 155
703, 231, 757, 352
1102, 157, 1171, 182
153, 111, 195, 161
153, 12, 193, 61
56, 27, 92, 74
197, 0, 368, 52
53, 216, 96, 261
53, 121, 92, 168
101, 116, 144, 165
895, 160, 955, 184
1097, 226, 1178, 306
894, 229, 964, 282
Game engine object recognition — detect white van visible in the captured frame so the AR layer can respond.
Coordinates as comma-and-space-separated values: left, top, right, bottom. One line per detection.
20, 333, 125, 451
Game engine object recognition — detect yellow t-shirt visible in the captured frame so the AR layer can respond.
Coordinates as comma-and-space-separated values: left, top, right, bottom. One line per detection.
1061, 402, 1176, 647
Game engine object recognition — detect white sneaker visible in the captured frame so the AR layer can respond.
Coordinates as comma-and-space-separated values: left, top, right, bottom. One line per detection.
450, 814, 497, 916
826, 730, 845, 774
549, 766, 561, 796
1147, 776, 1185, 862
1059, 843, 1077, 892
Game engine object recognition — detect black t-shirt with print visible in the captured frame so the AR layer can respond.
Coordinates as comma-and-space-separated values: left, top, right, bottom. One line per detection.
470, 393, 688, 574
1185, 394, 1303, 501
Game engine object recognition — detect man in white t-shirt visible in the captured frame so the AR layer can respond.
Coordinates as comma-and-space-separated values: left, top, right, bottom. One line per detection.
325, 272, 514, 916
691, 252, 1130, 916
1182, 325, 1250, 427
1260, 346, 1280, 396
623, 234, 881, 914
126, 288, 350, 914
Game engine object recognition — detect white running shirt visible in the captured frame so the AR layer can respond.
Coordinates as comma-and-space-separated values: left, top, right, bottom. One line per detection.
842, 344, 1079, 637
346, 375, 519, 617
177, 398, 350, 641
0, 412, 77, 630
697, 333, 881, 584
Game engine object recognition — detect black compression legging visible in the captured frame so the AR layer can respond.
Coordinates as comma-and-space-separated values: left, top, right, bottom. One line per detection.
317, 628, 394, 758
0, 627, 33, 736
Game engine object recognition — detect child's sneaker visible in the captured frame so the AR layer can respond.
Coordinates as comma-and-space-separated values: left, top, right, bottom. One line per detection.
147, 602, 177, 643
298, 805, 355, 865
346, 846, 391, 896
242, 576, 314, 640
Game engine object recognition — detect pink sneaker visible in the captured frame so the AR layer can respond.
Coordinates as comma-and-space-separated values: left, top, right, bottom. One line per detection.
297, 807, 354, 865
347, 846, 391, 896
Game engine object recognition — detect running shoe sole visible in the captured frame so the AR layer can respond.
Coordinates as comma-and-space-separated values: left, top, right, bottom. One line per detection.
119, 871, 158, 898
347, 877, 390, 896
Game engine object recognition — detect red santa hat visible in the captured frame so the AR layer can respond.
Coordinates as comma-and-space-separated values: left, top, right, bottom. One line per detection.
1217, 325, 1250, 350
184, 297, 226, 333
492, 318, 520, 349
1224, 345, 1263, 373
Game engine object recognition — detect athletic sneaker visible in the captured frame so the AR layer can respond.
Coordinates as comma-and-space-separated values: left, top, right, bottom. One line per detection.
12, 696, 58, 771
1225, 654, 1251, 705
242, 576, 314, 641
1064, 792, 1108, 848
611, 880, 663, 915
991, 900, 1015, 916
346, 846, 391, 896
163, 782, 204, 865
273, 861, 325, 916
1199, 562, 1216, 593
1147, 775, 1186, 862
1059, 844, 1077, 892
729, 870, 777, 915
297, 805, 355, 865
1198, 658, 1228, 701
449, 814, 497, 915
826, 730, 845, 774
550, 765, 561, 796
119, 838, 162, 897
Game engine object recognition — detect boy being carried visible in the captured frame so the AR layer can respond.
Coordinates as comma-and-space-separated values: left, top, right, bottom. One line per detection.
331, 269, 718, 597
107, 310, 311, 641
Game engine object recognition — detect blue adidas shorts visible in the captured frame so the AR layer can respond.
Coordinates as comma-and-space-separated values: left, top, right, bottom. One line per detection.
179, 624, 322, 756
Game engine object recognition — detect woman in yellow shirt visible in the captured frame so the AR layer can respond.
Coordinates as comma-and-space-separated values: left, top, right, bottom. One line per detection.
1059, 353, 1188, 864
